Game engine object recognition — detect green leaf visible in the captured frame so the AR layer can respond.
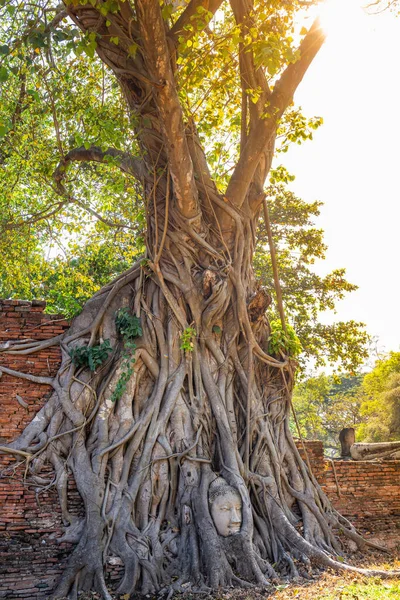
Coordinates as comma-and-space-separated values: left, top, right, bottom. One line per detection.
268, 320, 302, 358
27, 31, 47, 49
85, 42, 96, 59
180, 327, 196, 352
0, 125, 10, 138
0, 44, 10, 55
0, 66, 9, 82
115, 308, 142, 340
161, 3, 174, 21
337, 555, 345, 563
128, 43, 138, 57
27, 89, 40, 101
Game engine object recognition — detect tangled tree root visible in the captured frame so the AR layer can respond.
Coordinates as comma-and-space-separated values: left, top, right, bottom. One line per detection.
1, 253, 399, 599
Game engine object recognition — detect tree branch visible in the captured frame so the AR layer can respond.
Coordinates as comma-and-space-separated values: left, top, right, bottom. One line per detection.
52, 145, 145, 230
169, 0, 224, 46
4, 201, 68, 230
136, 0, 200, 220
46, 4, 68, 32
54, 145, 146, 182
228, 0, 274, 215
226, 18, 326, 208
229, 0, 271, 115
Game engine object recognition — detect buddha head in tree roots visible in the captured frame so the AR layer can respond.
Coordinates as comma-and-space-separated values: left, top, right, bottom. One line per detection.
208, 477, 242, 537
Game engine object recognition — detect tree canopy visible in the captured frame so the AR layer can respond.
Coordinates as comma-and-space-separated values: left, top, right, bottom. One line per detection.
0, 0, 368, 372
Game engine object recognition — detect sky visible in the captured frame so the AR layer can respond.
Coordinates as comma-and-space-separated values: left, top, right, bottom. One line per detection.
280, 0, 400, 360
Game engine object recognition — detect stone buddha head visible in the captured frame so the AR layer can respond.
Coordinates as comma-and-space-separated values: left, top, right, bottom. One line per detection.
208, 477, 242, 537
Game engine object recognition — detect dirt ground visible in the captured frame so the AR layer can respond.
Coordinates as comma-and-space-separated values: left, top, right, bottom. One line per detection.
70, 547, 400, 600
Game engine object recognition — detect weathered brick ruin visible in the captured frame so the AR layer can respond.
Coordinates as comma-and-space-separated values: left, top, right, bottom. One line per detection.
297, 441, 400, 541
1, 300, 399, 598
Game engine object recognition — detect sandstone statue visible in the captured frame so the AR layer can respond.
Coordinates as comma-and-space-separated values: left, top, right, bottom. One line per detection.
350, 441, 400, 461
339, 427, 356, 459
209, 477, 242, 537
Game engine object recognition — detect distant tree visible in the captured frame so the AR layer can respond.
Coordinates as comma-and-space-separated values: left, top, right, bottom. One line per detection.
358, 352, 400, 442
292, 373, 365, 455
0, 231, 144, 317
294, 353, 400, 451
255, 183, 369, 373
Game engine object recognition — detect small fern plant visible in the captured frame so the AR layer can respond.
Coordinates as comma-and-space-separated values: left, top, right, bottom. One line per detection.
112, 308, 143, 402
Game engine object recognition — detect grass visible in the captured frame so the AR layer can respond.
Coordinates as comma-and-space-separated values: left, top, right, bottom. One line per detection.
275, 579, 400, 599
272, 558, 400, 600
326, 579, 400, 599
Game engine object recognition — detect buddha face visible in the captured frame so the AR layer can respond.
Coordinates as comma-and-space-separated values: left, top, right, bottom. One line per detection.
210, 488, 242, 537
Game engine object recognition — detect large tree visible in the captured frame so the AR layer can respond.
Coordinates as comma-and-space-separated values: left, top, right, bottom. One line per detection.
0, 1, 393, 598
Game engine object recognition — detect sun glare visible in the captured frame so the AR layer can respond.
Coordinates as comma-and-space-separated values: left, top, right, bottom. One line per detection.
318, 0, 366, 37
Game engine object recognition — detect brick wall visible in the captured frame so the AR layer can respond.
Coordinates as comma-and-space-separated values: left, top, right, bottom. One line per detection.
295, 440, 400, 535
0, 300, 69, 446
296, 439, 326, 482
1, 300, 400, 598
323, 457, 400, 535
0, 300, 71, 599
